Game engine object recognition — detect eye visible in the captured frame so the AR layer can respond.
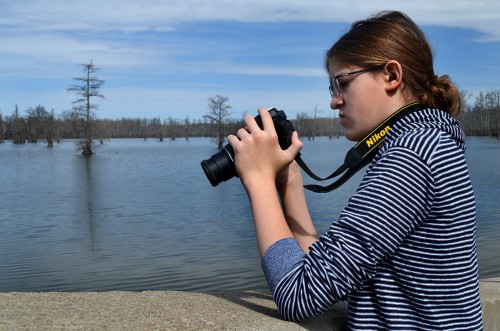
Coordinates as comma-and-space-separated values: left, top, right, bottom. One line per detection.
337, 78, 350, 88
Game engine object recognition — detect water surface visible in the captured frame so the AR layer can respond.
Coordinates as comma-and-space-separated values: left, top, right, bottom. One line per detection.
0, 136, 498, 292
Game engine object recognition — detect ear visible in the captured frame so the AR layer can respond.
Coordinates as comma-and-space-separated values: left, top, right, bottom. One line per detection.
384, 60, 403, 93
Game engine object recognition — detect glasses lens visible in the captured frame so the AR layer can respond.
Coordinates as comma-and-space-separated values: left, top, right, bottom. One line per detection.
332, 78, 340, 97
329, 77, 340, 98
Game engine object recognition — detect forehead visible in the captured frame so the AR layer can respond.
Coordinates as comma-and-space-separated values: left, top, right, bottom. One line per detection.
328, 59, 359, 77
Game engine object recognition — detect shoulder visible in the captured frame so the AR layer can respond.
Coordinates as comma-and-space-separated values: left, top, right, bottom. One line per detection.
380, 108, 465, 164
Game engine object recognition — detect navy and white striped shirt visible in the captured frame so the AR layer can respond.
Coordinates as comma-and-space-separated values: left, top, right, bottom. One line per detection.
261, 108, 483, 330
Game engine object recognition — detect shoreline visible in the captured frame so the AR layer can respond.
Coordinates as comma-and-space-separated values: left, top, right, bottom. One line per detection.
1, 278, 499, 330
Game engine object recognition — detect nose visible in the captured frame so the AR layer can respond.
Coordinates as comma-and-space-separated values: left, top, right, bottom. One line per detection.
330, 95, 343, 109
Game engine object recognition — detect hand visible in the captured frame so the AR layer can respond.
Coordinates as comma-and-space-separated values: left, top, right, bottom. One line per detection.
228, 107, 303, 190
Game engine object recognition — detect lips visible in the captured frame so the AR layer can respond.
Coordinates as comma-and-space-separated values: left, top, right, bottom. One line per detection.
339, 112, 346, 126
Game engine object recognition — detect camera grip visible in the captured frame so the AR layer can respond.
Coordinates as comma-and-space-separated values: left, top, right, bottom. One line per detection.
254, 108, 295, 150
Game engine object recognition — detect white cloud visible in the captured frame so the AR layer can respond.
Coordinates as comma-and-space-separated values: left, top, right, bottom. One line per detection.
0, 33, 158, 68
1, 0, 499, 119
2, 0, 500, 39
1, 0, 499, 74
205, 63, 326, 77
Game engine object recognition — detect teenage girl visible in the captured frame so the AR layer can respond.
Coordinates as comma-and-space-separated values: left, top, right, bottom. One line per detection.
228, 11, 483, 330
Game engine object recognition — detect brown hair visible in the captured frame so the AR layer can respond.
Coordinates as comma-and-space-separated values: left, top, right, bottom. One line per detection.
325, 11, 461, 118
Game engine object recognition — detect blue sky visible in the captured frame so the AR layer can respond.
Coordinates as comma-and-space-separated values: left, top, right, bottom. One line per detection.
1, 0, 500, 121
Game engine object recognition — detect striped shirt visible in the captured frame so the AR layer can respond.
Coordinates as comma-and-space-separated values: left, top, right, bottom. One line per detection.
261, 108, 483, 330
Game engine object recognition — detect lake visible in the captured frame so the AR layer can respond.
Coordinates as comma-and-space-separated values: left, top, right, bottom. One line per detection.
0, 136, 499, 292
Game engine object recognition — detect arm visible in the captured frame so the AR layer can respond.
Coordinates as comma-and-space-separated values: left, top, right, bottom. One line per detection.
245, 180, 293, 257
276, 161, 318, 252
227, 108, 303, 256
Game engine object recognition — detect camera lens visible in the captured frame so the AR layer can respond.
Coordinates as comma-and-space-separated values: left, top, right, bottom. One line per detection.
200, 144, 237, 187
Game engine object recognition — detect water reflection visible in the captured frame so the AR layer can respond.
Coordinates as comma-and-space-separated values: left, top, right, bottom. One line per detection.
80, 156, 98, 257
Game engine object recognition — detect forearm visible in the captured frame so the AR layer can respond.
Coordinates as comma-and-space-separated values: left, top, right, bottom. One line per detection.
246, 181, 294, 257
277, 169, 318, 252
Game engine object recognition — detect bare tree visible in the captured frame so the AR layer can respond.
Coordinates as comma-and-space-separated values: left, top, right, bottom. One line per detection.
295, 112, 309, 137
0, 110, 4, 143
11, 104, 26, 144
67, 60, 104, 155
166, 117, 179, 140
184, 116, 191, 140
204, 95, 232, 149
149, 117, 164, 141
26, 105, 49, 143
309, 104, 321, 141
43, 109, 57, 147
485, 89, 500, 138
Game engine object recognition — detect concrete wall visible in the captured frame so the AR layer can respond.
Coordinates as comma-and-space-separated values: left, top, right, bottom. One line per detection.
1, 278, 498, 330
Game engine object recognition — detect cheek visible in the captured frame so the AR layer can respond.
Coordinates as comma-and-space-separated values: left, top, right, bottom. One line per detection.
348, 84, 382, 136
347, 107, 377, 140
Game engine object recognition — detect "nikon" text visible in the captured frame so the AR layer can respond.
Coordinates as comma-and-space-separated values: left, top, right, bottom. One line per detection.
366, 126, 390, 148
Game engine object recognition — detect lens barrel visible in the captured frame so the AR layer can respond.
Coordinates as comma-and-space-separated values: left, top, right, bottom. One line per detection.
200, 144, 237, 187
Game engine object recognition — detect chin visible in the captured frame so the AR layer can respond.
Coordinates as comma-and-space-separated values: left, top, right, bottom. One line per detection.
344, 131, 361, 142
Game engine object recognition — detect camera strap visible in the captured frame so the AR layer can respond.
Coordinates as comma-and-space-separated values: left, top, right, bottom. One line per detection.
296, 102, 422, 193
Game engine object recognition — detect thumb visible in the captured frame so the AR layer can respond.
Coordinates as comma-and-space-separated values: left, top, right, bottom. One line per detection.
284, 131, 303, 160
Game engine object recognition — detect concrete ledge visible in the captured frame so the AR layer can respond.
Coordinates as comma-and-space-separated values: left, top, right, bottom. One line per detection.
1, 278, 498, 330
480, 277, 500, 331
0, 290, 348, 331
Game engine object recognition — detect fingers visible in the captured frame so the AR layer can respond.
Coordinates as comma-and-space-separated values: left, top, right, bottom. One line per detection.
236, 127, 250, 140
245, 107, 273, 133
228, 126, 252, 147
285, 131, 303, 159
227, 134, 238, 146
258, 107, 274, 131
244, 113, 260, 132
233, 108, 302, 156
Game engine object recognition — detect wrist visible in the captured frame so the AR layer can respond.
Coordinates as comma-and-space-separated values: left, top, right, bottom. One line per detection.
241, 174, 276, 195
276, 168, 303, 196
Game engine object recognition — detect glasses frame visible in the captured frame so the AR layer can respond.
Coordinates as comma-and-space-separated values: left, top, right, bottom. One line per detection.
329, 65, 385, 98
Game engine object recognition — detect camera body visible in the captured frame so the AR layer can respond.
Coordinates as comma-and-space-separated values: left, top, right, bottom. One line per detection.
201, 108, 295, 187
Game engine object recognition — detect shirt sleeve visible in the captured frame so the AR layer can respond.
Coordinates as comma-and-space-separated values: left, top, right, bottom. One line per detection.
261, 147, 435, 321
261, 237, 305, 293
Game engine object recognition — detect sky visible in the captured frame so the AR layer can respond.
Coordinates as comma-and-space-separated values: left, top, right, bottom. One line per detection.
1, 0, 500, 121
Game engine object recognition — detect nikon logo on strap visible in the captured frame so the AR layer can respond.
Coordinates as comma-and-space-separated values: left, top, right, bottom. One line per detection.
366, 125, 391, 148
296, 102, 422, 193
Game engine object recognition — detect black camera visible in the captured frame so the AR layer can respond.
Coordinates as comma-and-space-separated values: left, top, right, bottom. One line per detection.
201, 108, 295, 187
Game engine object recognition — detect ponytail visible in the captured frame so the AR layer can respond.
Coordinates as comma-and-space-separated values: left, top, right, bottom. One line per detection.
420, 75, 462, 118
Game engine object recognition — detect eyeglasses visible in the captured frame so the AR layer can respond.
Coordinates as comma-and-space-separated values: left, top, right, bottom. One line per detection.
329, 66, 384, 98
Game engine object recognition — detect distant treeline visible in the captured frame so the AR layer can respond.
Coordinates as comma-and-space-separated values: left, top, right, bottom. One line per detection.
459, 90, 500, 138
1, 89, 499, 145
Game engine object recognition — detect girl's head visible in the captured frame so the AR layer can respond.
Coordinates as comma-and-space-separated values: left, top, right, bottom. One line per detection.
325, 11, 461, 118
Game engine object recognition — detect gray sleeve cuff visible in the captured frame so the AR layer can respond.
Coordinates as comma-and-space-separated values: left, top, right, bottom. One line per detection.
261, 237, 305, 294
